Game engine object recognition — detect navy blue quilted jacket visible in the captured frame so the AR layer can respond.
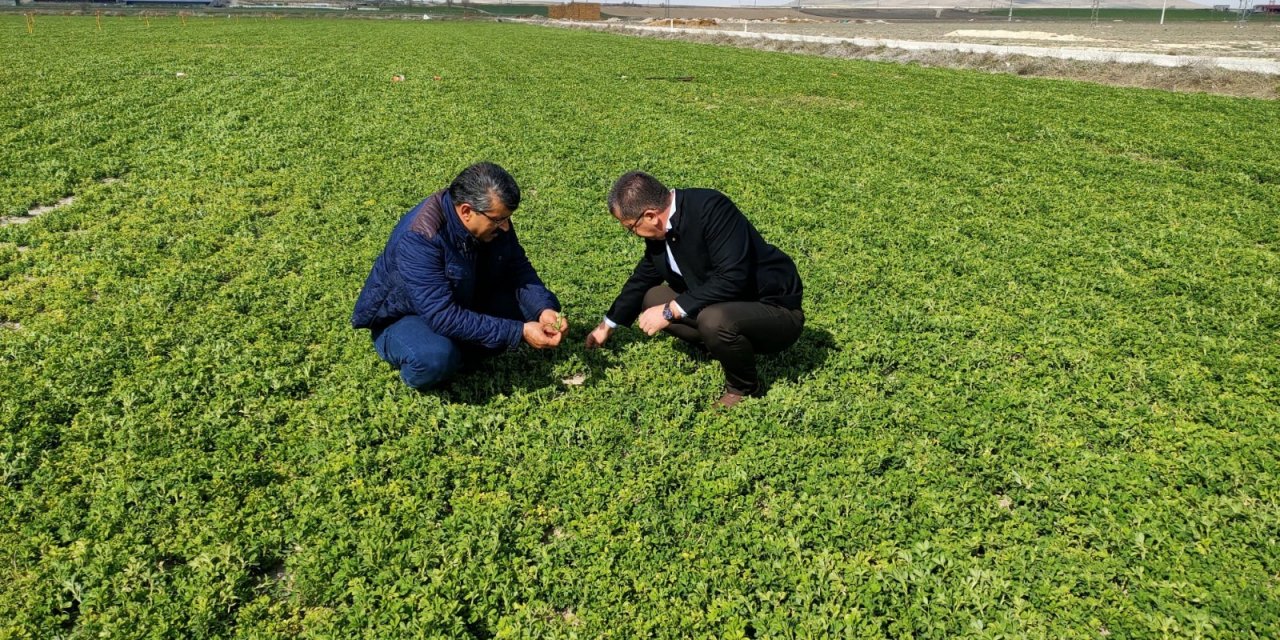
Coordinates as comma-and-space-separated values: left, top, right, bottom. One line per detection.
350, 190, 560, 350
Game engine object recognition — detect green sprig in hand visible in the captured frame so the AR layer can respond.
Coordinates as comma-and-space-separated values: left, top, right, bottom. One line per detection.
544, 312, 567, 334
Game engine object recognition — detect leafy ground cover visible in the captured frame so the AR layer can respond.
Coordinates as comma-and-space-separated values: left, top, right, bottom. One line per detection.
2, 15, 1278, 638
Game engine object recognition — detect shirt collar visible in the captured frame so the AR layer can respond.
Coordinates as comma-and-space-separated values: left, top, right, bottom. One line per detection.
664, 189, 677, 232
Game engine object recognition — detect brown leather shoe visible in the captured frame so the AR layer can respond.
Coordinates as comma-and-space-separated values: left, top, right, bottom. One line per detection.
715, 391, 746, 409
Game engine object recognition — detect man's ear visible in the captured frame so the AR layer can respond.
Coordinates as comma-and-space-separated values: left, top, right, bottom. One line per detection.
457, 202, 473, 219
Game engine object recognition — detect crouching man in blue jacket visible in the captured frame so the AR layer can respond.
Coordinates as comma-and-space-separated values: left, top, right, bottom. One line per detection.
351, 162, 566, 390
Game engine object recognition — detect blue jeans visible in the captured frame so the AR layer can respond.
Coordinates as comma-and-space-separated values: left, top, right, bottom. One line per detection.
371, 316, 465, 390
370, 291, 524, 390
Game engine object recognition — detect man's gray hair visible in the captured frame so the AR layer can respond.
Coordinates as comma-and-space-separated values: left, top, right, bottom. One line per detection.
449, 162, 520, 214
607, 171, 668, 220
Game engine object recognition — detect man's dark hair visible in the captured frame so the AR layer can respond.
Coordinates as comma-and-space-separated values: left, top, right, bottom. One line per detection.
608, 171, 669, 220
449, 162, 520, 214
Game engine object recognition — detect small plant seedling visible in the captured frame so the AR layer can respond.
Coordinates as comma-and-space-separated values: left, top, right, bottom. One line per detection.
544, 312, 566, 334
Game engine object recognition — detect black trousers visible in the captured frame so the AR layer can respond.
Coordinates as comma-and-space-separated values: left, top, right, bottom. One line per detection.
643, 285, 805, 395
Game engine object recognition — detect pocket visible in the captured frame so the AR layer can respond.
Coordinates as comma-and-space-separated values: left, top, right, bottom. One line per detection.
445, 261, 475, 305
445, 263, 467, 282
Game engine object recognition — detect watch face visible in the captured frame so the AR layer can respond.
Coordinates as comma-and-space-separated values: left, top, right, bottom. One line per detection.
663, 304, 674, 321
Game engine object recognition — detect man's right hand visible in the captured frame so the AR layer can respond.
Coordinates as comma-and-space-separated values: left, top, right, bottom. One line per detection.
584, 322, 612, 350
523, 321, 563, 349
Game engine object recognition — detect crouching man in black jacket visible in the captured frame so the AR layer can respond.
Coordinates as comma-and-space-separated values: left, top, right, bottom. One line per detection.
585, 171, 804, 408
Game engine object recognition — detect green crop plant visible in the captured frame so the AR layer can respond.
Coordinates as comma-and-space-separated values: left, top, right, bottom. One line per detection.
1, 15, 1277, 638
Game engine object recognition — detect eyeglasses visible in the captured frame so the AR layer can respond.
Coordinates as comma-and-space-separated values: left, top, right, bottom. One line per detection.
623, 214, 645, 235
476, 209, 513, 226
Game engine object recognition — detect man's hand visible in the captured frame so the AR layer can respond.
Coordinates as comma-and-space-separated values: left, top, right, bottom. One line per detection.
539, 309, 567, 336
585, 322, 612, 349
637, 304, 670, 337
523, 321, 563, 349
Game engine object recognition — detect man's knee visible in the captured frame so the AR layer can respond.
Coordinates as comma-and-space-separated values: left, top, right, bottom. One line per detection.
643, 285, 677, 310
696, 305, 738, 344
399, 342, 462, 390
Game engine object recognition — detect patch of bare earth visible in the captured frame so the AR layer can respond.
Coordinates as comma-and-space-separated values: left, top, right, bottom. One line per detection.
1, 195, 76, 227
603, 26, 1280, 99
1, 178, 121, 227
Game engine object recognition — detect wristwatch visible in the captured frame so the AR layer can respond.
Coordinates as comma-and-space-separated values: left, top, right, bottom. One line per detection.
662, 302, 675, 322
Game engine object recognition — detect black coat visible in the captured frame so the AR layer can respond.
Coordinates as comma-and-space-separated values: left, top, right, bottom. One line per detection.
605, 188, 803, 325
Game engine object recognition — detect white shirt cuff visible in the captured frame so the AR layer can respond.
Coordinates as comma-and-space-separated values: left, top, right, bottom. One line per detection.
603, 315, 618, 329
669, 300, 686, 319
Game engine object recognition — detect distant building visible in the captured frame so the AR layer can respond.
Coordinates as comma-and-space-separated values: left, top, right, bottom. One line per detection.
1212, 3, 1231, 9
1254, 3, 1280, 12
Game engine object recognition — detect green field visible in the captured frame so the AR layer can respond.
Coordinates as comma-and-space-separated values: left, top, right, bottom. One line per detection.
0, 5, 551, 18
3, 16, 1279, 638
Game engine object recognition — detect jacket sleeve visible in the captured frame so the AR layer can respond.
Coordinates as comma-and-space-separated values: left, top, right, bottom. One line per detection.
604, 247, 665, 327
505, 229, 561, 321
674, 193, 752, 318
397, 233, 524, 351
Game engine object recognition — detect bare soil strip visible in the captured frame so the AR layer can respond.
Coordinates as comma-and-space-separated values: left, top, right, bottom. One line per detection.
616, 23, 1280, 74
2, 179, 119, 227
539, 21, 1279, 99
1, 195, 76, 227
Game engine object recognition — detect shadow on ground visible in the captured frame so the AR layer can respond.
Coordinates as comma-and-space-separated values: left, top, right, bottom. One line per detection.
435, 326, 836, 404
759, 326, 837, 390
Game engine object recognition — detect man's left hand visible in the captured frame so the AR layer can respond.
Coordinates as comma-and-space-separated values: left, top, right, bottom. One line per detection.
637, 304, 670, 336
